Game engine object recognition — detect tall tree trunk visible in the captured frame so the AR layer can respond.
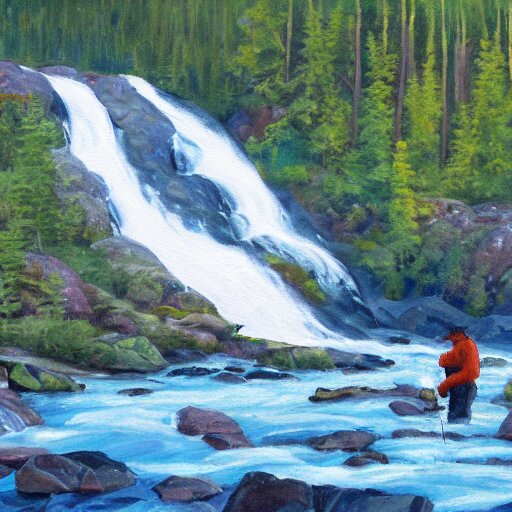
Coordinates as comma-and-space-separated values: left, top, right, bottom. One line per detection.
285, 0, 293, 82
394, 0, 408, 142
455, 0, 470, 103
382, 0, 389, 54
509, 3, 512, 81
440, 0, 449, 162
352, 0, 362, 145
408, 0, 416, 77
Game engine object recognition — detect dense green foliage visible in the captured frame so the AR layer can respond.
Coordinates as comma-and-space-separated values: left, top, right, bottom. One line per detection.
2, 0, 512, 311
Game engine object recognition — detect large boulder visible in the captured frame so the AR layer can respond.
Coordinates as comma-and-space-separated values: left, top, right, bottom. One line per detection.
308, 430, 377, 452
227, 106, 287, 142
8, 363, 83, 392
222, 472, 313, 512
25, 253, 93, 320
90, 335, 167, 372
153, 475, 222, 503
0, 61, 55, 111
176, 406, 253, 450
52, 148, 113, 243
15, 451, 136, 495
0, 389, 44, 435
173, 313, 238, 342
0, 447, 49, 469
312, 485, 433, 512
92, 236, 216, 313
86, 74, 175, 176
496, 411, 512, 441
309, 384, 420, 403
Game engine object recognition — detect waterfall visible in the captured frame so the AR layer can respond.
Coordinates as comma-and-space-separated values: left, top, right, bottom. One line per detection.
44, 74, 379, 350
124, 76, 359, 296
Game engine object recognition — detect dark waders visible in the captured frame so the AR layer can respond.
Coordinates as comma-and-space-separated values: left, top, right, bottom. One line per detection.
445, 367, 477, 424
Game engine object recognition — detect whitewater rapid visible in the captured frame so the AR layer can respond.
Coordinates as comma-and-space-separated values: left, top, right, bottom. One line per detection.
124, 75, 358, 295
45, 74, 378, 350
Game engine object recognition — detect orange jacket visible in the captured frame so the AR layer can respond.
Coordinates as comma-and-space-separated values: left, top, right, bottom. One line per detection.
437, 335, 480, 397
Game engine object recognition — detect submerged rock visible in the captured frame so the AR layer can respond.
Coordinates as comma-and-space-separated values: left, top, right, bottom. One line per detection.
176, 406, 252, 449
153, 475, 222, 503
222, 471, 313, 512
15, 451, 136, 495
245, 370, 299, 381
392, 429, 465, 441
223, 472, 433, 512
481, 357, 508, 367
0, 389, 44, 435
389, 401, 426, 416
117, 388, 154, 397
224, 366, 245, 373
496, 411, 512, 441
8, 363, 84, 392
212, 372, 247, 384
168, 367, 220, 377
166, 349, 208, 364
0, 447, 49, 469
388, 336, 411, 345
344, 450, 389, 467
313, 485, 433, 512
308, 430, 376, 452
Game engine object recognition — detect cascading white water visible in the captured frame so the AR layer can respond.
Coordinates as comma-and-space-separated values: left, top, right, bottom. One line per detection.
124, 75, 358, 295
45, 74, 383, 350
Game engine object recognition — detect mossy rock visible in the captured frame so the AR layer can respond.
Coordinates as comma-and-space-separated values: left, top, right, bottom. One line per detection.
8, 363, 83, 392
504, 380, 512, 401
91, 336, 167, 372
176, 313, 238, 342
151, 306, 191, 321
257, 347, 335, 371
265, 255, 326, 304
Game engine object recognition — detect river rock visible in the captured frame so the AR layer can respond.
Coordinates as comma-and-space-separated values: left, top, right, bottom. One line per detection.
313, 485, 433, 512
25, 253, 93, 319
309, 384, 419, 403
0, 447, 49, 469
166, 349, 208, 364
224, 366, 245, 373
389, 401, 426, 416
117, 388, 154, 397
53, 148, 112, 243
175, 313, 237, 342
245, 369, 299, 381
392, 429, 465, 441
0, 389, 44, 435
388, 336, 411, 345
481, 357, 508, 367
308, 430, 376, 452
176, 406, 253, 449
344, 450, 389, 467
15, 451, 136, 495
91, 335, 167, 372
168, 367, 220, 377
8, 363, 83, 392
496, 411, 512, 441
486, 458, 512, 465
222, 471, 314, 512
325, 348, 395, 371
0, 61, 55, 111
212, 372, 246, 384
153, 475, 222, 503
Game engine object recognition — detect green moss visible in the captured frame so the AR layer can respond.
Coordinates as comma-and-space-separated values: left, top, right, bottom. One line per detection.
504, 380, 512, 401
292, 348, 335, 370
151, 306, 190, 320
9, 363, 41, 391
8, 362, 82, 392
257, 350, 295, 370
265, 254, 326, 304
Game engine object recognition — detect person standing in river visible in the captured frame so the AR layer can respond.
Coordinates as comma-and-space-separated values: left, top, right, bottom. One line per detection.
437, 326, 480, 424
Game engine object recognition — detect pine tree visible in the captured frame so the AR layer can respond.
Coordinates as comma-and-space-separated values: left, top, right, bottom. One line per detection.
344, 32, 397, 207
404, 1, 441, 194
